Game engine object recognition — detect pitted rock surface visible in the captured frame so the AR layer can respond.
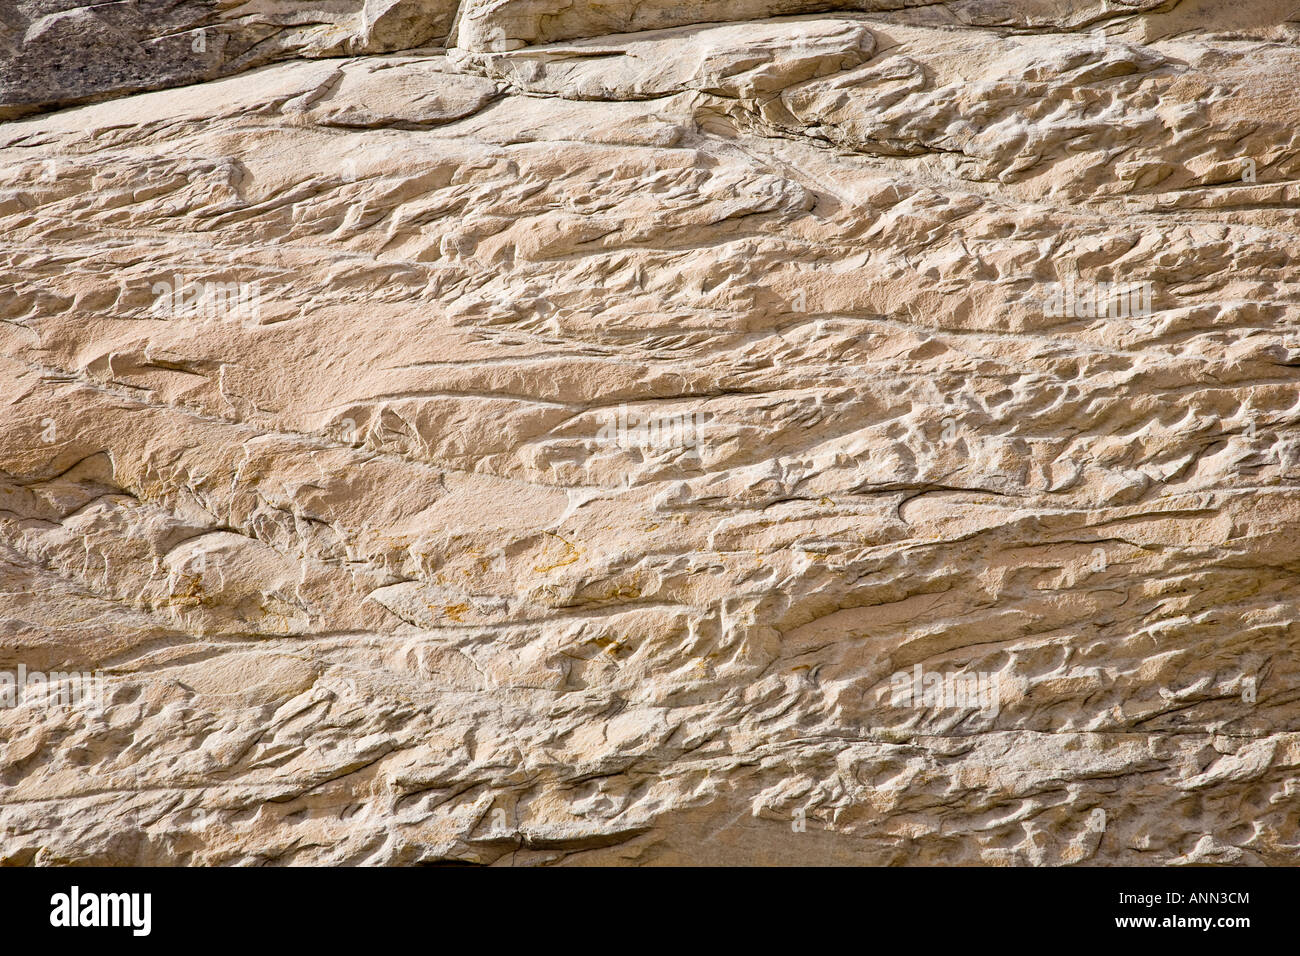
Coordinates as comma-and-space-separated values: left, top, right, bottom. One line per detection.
2, 0, 1299, 865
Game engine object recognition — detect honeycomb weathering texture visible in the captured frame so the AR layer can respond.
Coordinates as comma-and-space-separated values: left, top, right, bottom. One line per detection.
2, 0, 1300, 866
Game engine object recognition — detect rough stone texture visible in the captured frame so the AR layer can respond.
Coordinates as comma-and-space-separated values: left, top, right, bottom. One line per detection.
0, 0, 459, 119
2, 0, 1300, 865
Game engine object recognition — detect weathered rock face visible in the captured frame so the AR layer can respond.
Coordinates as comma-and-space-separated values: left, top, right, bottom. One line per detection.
1, 0, 1299, 866
0, 0, 459, 119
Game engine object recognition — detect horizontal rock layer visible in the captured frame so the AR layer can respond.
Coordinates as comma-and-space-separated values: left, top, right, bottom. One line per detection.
1, 0, 1299, 865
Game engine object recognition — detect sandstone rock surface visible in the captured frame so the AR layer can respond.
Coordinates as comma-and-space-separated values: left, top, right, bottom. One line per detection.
2, 0, 1299, 865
